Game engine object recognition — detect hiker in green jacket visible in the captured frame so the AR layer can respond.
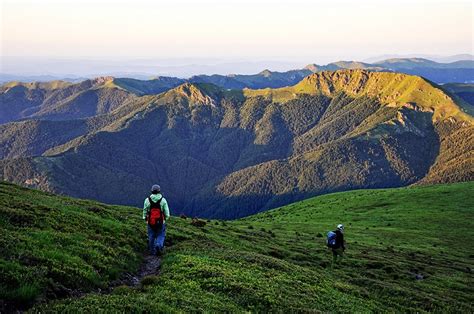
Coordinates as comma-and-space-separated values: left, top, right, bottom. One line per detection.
143, 184, 170, 256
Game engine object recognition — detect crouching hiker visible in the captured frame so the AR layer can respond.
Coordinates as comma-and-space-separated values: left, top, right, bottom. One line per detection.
327, 224, 345, 269
143, 184, 170, 256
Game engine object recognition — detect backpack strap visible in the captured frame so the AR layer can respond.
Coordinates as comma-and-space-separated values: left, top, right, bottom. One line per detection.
149, 197, 163, 209
157, 197, 164, 220
157, 197, 163, 212
147, 197, 156, 219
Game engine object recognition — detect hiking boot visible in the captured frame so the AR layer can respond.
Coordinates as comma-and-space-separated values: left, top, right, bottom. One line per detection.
156, 247, 164, 256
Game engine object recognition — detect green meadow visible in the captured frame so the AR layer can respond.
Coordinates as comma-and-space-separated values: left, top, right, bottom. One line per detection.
1, 181, 473, 312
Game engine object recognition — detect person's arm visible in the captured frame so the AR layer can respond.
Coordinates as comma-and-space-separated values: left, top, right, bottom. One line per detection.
341, 233, 345, 250
161, 198, 170, 221
143, 198, 150, 220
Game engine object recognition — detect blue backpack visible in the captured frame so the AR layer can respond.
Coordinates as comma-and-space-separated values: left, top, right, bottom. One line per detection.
327, 231, 337, 248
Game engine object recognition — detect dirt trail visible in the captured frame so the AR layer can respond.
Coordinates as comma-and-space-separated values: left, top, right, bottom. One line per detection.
108, 254, 162, 288
3, 254, 162, 313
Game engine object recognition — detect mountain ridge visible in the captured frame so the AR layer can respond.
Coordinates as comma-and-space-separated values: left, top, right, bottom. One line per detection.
245, 70, 472, 122
1, 70, 472, 218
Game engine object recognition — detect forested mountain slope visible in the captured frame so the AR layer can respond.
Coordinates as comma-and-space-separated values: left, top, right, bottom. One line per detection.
1, 70, 472, 218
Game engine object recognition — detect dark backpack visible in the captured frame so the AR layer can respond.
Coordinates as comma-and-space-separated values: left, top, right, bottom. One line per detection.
147, 196, 164, 230
327, 231, 337, 248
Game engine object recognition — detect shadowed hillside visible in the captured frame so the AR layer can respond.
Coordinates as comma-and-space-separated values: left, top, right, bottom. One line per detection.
442, 83, 474, 113
1, 70, 472, 218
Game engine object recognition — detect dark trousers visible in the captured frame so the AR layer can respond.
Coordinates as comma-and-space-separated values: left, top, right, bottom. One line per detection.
331, 247, 344, 269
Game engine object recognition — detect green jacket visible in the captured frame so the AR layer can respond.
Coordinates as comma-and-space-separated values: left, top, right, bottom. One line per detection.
143, 193, 170, 222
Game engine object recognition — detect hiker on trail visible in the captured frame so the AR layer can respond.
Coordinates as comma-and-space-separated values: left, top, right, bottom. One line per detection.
143, 184, 170, 256
327, 224, 345, 268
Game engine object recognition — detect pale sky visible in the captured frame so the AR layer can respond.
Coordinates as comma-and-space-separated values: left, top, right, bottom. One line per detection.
0, 0, 472, 76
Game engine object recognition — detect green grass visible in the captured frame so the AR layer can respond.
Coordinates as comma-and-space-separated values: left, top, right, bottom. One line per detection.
0, 182, 146, 310
1, 181, 473, 312
245, 69, 473, 123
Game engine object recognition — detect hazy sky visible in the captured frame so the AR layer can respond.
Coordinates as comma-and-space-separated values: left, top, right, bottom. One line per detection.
0, 0, 472, 76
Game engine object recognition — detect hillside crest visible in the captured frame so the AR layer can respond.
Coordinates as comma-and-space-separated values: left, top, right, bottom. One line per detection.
245, 69, 473, 122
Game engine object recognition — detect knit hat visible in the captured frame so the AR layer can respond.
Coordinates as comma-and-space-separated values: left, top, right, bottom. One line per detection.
151, 184, 161, 192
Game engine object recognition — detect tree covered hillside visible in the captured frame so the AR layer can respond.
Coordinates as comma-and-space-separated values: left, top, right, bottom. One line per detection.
1, 70, 473, 218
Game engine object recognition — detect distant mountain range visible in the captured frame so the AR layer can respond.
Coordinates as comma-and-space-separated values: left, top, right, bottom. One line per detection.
0, 74, 86, 84
1, 69, 473, 218
363, 54, 474, 63
2, 57, 473, 85
2, 57, 473, 125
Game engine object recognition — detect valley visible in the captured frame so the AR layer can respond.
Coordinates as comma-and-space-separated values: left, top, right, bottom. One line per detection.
1, 69, 473, 218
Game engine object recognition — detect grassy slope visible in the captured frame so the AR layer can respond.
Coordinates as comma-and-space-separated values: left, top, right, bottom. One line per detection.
244, 69, 473, 123
1, 181, 469, 312
0, 182, 146, 310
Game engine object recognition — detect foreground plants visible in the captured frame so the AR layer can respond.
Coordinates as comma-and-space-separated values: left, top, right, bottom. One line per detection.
1, 181, 473, 312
